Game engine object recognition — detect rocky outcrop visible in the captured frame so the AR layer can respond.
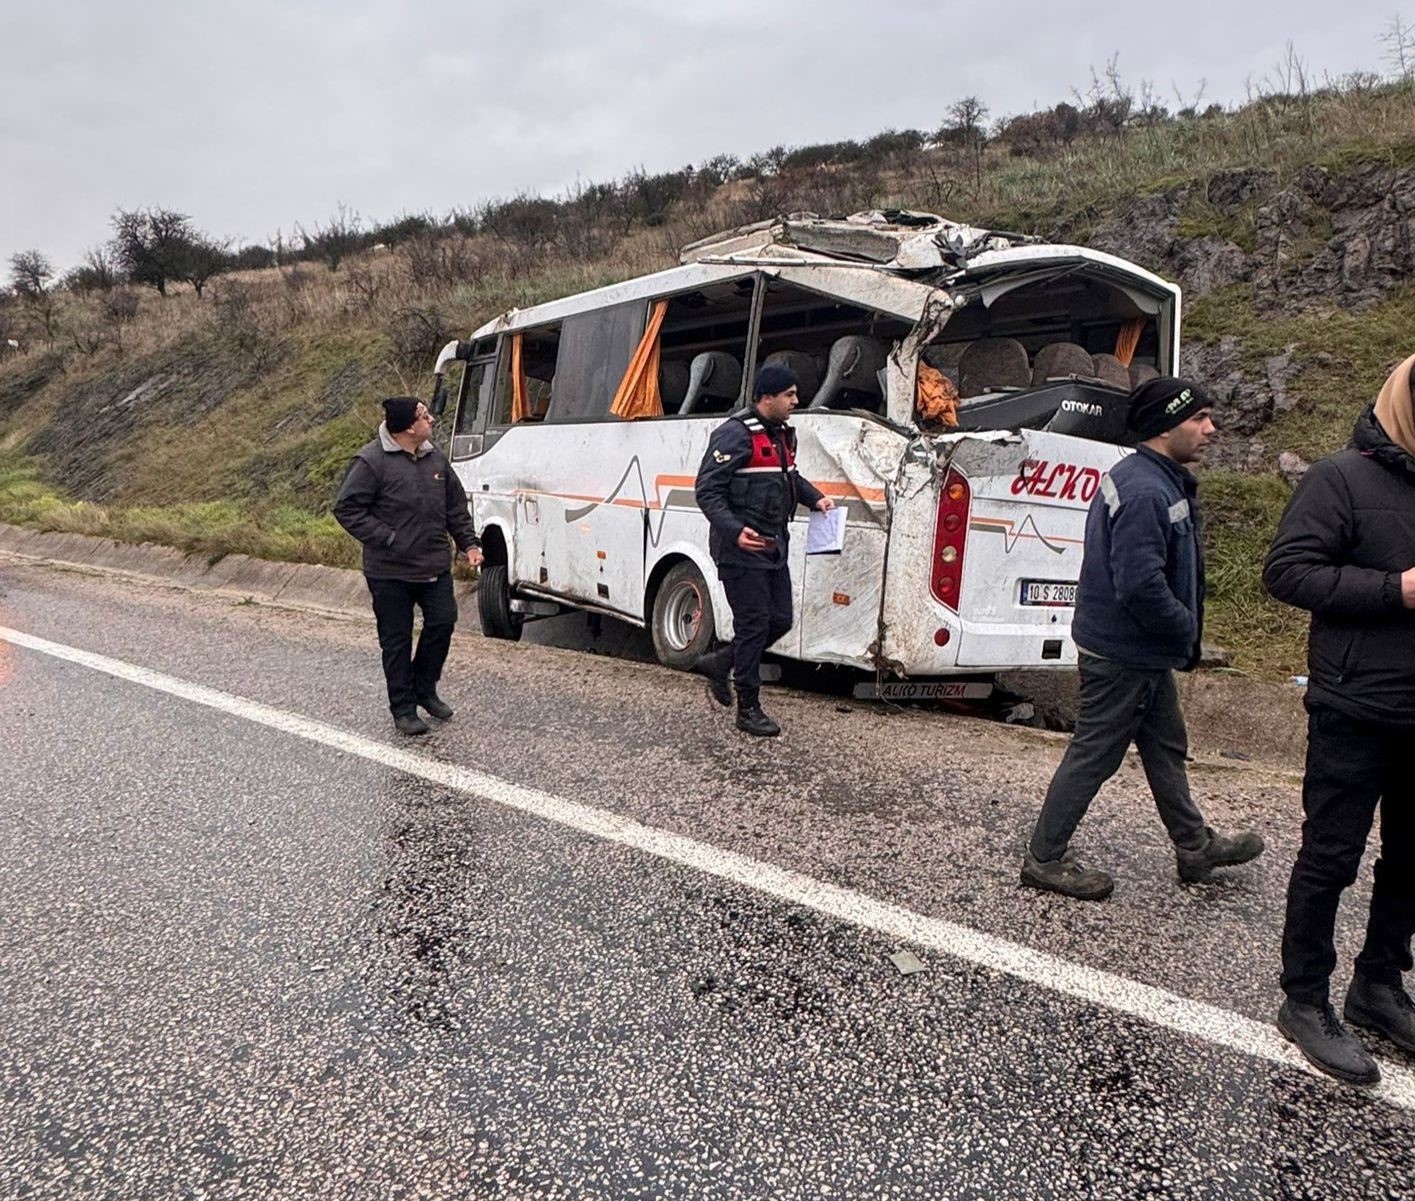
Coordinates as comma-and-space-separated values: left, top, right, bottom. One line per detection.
1091, 156, 1415, 471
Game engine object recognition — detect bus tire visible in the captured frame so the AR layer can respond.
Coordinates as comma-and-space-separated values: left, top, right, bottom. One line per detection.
651, 561, 716, 671
478, 563, 524, 642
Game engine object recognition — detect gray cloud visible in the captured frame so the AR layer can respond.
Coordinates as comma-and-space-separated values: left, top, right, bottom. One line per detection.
0, 0, 1397, 271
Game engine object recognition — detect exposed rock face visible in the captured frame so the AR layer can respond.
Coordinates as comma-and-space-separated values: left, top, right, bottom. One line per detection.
1091, 157, 1415, 466
1178, 336, 1300, 436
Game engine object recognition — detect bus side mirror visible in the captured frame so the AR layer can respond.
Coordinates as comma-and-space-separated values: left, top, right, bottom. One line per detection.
429, 339, 474, 416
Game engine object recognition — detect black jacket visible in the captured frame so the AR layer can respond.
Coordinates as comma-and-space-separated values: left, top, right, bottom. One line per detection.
333, 425, 479, 580
695, 410, 825, 571
1263, 407, 1415, 726
1071, 445, 1206, 671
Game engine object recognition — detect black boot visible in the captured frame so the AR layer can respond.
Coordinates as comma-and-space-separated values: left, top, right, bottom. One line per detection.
736, 703, 781, 737
693, 647, 732, 708
1176, 826, 1265, 883
417, 691, 454, 720
393, 711, 430, 736
1344, 974, 1415, 1054
1277, 997, 1381, 1086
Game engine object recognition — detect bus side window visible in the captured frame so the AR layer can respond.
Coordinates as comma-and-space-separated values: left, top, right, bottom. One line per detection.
491, 323, 561, 425
656, 278, 755, 417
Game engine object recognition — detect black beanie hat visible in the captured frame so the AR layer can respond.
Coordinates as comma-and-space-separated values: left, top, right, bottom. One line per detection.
383, 396, 421, 433
753, 363, 798, 399
1126, 376, 1211, 440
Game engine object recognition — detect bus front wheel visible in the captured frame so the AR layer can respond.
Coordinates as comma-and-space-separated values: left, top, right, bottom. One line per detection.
651, 561, 716, 671
478, 563, 524, 641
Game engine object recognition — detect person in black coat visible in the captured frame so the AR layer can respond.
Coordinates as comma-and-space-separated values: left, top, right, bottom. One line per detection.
693, 364, 833, 737
1263, 357, 1415, 1087
334, 397, 482, 736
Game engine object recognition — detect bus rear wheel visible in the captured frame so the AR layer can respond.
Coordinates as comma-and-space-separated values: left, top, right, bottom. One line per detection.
478, 563, 524, 641
651, 561, 716, 670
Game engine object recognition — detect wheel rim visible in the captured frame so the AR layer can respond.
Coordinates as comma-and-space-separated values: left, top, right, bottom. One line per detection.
661, 580, 703, 652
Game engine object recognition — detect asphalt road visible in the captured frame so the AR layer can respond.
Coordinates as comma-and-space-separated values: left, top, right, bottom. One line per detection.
0, 558, 1412, 1200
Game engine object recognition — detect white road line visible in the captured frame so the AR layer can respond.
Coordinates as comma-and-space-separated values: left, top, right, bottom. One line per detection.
4, 622, 1414, 1114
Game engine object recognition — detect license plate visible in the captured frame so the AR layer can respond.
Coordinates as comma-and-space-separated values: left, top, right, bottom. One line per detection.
1020, 579, 1077, 607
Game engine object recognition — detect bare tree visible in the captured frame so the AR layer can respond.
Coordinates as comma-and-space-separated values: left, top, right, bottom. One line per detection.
940, 96, 990, 192
182, 233, 232, 298
1381, 14, 1415, 81
8, 250, 58, 341
8, 249, 53, 299
1075, 55, 1134, 137
63, 246, 117, 294
110, 207, 197, 296
296, 203, 362, 273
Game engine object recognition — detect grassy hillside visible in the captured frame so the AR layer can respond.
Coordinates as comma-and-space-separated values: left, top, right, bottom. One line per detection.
4, 74, 1415, 679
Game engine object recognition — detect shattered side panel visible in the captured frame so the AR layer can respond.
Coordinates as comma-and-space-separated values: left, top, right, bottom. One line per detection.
792, 415, 905, 666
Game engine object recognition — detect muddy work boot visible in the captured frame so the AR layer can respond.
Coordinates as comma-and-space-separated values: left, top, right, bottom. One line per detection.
1020, 850, 1115, 901
1344, 974, 1415, 1054
1176, 826, 1265, 883
393, 711, 430, 736
693, 647, 732, 708
1278, 997, 1381, 1086
736, 704, 781, 738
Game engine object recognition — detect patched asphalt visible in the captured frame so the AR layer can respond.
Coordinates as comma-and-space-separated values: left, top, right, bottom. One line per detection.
0, 560, 1411, 1200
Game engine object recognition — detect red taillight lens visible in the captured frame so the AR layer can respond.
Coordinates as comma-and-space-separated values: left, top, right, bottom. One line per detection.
931, 467, 970, 610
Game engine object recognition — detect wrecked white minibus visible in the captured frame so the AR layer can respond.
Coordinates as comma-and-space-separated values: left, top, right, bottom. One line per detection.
428, 211, 1180, 683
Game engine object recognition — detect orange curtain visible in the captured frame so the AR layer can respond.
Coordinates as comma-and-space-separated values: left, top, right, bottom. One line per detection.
915, 361, 959, 429
610, 299, 668, 419
1114, 318, 1145, 367
510, 333, 530, 422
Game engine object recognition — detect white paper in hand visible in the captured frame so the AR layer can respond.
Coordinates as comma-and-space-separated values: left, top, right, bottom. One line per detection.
806, 506, 847, 555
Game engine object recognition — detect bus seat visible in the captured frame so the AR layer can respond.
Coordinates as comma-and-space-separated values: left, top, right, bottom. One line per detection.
659, 360, 690, 412
810, 336, 888, 409
761, 349, 820, 404
957, 338, 1030, 397
1031, 342, 1094, 385
1129, 361, 1160, 388
523, 376, 552, 421
1092, 352, 1130, 390
679, 351, 743, 414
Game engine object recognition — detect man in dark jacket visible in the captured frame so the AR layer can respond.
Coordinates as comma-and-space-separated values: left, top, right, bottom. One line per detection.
1022, 377, 1264, 900
693, 364, 833, 737
334, 396, 482, 736
1263, 356, 1415, 1088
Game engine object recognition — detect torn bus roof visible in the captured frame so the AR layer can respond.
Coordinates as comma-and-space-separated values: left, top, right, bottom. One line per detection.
679, 210, 1041, 271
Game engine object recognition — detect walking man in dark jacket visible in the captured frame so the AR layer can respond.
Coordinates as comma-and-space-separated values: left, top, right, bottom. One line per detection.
1263, 356, 1415, 1087
1022, 377, 1264, 899
334, 396, 482, 736
693, 364, 833, 737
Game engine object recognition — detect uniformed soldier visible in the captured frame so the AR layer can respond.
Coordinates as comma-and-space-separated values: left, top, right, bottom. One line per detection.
693, 364, 834, 736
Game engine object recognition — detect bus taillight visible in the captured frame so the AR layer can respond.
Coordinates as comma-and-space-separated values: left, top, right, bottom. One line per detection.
931, 469, 970, 610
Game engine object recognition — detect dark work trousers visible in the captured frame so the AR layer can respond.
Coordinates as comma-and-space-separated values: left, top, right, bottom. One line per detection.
720, 565, 793, 708
1029, 653, 1208, 862
365, 572, 458, 716
1280, 703, 1415, 1004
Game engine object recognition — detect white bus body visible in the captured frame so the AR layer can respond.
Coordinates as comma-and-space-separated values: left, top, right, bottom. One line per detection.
432, 212, 1181, 678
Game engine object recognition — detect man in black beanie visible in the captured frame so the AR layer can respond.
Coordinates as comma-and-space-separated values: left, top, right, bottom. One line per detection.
1021, 376, 1264, 898
334, 397, 482, 735
693, 364, 834, 736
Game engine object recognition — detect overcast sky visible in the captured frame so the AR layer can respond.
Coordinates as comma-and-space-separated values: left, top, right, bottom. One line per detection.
1, 0, 1403, 273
